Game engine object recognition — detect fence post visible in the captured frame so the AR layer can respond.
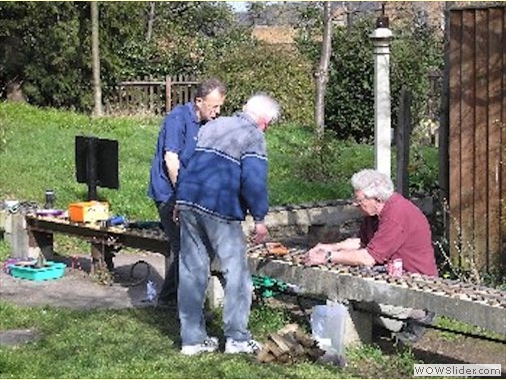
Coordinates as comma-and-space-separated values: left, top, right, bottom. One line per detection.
148, 75, 154, 112
165, 75, 171, 113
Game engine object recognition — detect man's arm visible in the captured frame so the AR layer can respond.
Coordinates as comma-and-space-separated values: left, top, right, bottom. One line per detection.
333, 238, 361, 251
164, 151, 180, 186
303, 244, 376, 267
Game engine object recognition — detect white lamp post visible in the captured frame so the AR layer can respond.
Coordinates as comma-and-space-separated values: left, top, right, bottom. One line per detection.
370, 14, 393, 177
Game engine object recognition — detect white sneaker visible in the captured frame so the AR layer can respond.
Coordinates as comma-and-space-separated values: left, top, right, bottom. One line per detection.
181, 337, 219, 356
225, 338, 262, 354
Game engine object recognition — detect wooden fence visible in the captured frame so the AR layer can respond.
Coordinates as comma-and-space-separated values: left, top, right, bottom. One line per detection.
105, 75, 199, 116
447, 5, 505, 272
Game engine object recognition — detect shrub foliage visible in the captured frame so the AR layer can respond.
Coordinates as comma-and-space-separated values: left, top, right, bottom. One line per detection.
1, 2, 442, 138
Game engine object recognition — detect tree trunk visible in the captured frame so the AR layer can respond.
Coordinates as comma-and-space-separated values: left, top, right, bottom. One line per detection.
91, 1, 103, 117
314, 1, 333, 138
146, 1, 155, 43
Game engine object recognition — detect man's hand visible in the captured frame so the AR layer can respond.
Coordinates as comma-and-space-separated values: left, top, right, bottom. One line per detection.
252, 222, 268, 244
302, 244, 330, 266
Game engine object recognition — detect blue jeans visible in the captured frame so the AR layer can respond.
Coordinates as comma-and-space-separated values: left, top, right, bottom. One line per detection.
156, 201, 180, 302
178, 207, 253, 345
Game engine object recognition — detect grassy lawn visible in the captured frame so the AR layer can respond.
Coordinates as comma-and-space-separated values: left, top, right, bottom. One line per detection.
0, 301, 420, 378
0, 102, 438, 216
0, 102, 440, 378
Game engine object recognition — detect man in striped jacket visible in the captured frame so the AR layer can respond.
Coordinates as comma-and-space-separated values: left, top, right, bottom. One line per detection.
175, 93, 280, 356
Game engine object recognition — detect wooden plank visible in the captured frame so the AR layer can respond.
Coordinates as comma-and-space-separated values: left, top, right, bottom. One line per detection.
438, 2, 453, 204
501, 7, 506, 270
166, 75, 171, 113
118, 81, 166, 86
449, 10, 463, 267
473, 9, 489, 271
148, 75, 154, 112
118, 86, 123, 110
486, 7, 504, 271
459, 9, 476, 268
182, 82, 188, 104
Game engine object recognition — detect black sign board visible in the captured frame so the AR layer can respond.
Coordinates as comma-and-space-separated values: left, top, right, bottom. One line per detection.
75, 135, 119, 200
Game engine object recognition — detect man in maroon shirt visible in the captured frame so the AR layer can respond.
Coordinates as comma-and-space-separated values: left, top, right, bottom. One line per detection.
303, 169, 438, 344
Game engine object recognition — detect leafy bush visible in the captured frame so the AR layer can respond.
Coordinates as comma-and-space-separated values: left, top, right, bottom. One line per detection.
205, 41, 315, 125
0, 2, 243, 112
296, 15, 443, 142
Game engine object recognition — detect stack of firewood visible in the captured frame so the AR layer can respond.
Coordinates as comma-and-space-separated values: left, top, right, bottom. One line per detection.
256, 324, 325, 364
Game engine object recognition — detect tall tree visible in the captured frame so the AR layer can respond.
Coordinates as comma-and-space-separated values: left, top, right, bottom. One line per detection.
91, 1, 102, 116
146, 1, 155, 42
314, 1, 333, 137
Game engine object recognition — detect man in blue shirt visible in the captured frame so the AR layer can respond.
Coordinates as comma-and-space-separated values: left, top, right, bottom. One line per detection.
175, 93, 280, 356
147, 78, 226, 308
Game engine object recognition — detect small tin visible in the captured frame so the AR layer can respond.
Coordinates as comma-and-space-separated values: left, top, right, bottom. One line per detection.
388, 258, 403, 277
44, 189, 55, 209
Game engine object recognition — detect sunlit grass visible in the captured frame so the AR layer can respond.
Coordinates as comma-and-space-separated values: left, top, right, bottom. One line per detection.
0, 301, 419, 378
0, 102, 443, 378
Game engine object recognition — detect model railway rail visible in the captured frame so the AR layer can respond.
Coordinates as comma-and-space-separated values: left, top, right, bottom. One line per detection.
24, 214, 506, 336
244, 246, 506, 336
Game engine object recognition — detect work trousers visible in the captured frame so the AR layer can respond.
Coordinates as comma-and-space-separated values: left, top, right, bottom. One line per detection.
156, 201, 180, 302
357, 301, 427, 332
178, 207, 253, 345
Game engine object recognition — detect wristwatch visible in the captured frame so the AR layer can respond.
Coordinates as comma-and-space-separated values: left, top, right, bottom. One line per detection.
325, 251, 333, 264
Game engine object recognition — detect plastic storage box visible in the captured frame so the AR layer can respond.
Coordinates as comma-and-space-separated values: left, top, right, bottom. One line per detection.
68, 201, 109, 223
10, 261, 66, 281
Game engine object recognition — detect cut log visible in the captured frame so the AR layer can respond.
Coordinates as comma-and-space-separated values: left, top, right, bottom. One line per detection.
256, 323, 325, 364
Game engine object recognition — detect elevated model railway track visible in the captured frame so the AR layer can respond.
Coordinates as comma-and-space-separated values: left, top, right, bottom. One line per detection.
23, 211, 506, 337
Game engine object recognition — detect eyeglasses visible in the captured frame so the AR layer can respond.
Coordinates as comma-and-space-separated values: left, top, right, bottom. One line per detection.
203, 101, 222, 112
352, 196, 368, 206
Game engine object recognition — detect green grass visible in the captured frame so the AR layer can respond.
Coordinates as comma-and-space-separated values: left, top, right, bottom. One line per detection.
0, 102, 438, 215
0, 301, 420, 378
0, 102, 438, 216
434, 315, 506, 343
0, 102, 438, 378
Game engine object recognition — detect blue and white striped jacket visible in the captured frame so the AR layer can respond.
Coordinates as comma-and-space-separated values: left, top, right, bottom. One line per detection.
176, 112, 269, 222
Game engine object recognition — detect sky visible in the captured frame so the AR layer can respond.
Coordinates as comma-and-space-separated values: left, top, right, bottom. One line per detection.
227, 1, 248, 13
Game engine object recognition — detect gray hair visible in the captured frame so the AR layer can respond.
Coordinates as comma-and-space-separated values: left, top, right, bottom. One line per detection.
243, 93, 280, 123
195, 78, 227, 99
351, 169, 394, 202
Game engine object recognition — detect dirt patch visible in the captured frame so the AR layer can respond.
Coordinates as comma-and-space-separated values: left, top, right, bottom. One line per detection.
0, 251, 166, 310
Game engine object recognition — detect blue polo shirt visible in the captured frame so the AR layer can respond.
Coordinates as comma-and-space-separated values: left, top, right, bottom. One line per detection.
148, 102, 201, 203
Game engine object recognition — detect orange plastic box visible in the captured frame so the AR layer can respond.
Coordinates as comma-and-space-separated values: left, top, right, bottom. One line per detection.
68, 201, 109, 223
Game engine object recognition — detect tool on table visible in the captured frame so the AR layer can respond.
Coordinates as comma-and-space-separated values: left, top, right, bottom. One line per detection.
104, 215, 127, 228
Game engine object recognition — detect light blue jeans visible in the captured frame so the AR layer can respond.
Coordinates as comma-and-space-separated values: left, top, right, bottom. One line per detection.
178, 207, 253, 346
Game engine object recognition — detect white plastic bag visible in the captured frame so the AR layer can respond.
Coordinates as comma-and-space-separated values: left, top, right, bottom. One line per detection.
146, 280, 157, 302
310, 301, 347, 367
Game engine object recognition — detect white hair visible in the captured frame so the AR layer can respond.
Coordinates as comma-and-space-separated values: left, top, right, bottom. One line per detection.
351, 169, 394, 202
243, 93, 280, 123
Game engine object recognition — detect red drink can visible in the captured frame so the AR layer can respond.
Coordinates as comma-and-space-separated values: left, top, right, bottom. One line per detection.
388, 259, 403, 277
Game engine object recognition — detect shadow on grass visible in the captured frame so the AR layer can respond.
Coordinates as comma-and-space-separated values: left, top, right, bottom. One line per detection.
47, 251, 185, 347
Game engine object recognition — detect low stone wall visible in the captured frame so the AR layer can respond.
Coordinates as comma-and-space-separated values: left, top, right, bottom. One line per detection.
242, 197, 434, 245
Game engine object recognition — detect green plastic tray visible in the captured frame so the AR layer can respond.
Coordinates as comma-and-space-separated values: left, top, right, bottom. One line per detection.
10, 261, 66, 281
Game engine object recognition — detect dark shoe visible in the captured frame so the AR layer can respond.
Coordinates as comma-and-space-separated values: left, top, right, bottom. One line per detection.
420, 311, 436, 325
395, 311, 436, 345
395, 326, 423, 345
